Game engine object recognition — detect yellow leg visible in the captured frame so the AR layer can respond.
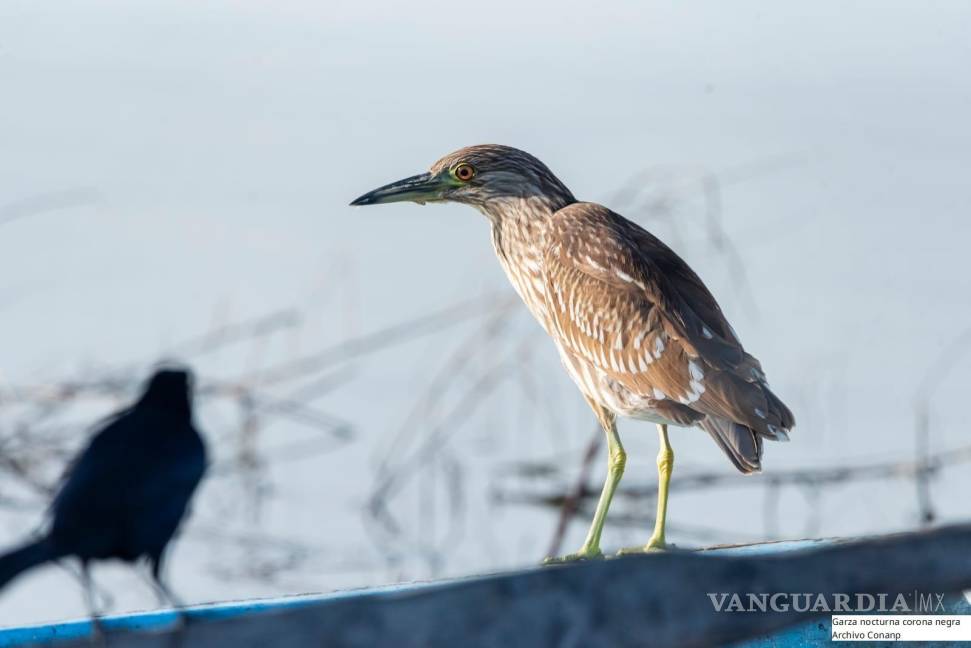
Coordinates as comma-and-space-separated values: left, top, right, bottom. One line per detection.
618, 423, 673, 554
544, 400, 625, 563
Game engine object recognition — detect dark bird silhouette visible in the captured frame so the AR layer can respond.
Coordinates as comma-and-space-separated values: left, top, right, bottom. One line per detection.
0, 368, 207, 612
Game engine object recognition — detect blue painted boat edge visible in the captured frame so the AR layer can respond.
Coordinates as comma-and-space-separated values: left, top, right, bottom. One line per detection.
0, 542, 836, 645
0, 579, 443, 646
5, 539, 965, 646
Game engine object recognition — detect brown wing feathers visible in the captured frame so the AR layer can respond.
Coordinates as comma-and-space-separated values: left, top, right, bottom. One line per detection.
544, 202, 794, 472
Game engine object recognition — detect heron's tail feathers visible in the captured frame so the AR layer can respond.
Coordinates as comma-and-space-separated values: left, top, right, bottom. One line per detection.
700, 417, 764, 474
0, 538, 59, 591
763, 386, 795, 432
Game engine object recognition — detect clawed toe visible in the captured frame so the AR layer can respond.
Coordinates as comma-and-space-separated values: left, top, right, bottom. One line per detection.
615, 541, 670, 556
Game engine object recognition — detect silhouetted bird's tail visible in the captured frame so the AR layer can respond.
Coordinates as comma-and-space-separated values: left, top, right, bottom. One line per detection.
0, 538, 60, 590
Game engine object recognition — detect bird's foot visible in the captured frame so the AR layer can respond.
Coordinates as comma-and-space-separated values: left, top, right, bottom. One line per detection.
89, 617, 107, 647
172, 609, 190, 630
542, 545, 604, 564
615, 536, 671, 556
165, 612, 191, 648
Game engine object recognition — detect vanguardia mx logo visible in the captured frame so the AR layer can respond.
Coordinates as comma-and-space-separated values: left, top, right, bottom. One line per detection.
707, 591, 947, 613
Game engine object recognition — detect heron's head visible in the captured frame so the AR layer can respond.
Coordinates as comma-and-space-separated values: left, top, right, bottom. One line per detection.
350, 145, 575, 216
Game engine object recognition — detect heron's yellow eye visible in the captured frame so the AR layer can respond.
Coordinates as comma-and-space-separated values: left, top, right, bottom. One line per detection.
453, 163, 476, 182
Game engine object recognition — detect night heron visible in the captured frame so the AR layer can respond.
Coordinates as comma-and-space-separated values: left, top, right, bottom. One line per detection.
351, 145, 794, 561
0, 368, 207, 617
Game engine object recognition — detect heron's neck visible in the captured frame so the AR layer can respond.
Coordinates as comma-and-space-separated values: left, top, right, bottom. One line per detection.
482, 196, 566, 332
482, 197, 566, 303
479, 195, 568, 249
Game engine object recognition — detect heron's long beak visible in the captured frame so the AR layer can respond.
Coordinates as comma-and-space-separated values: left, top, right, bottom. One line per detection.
349, 172, 449, 206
